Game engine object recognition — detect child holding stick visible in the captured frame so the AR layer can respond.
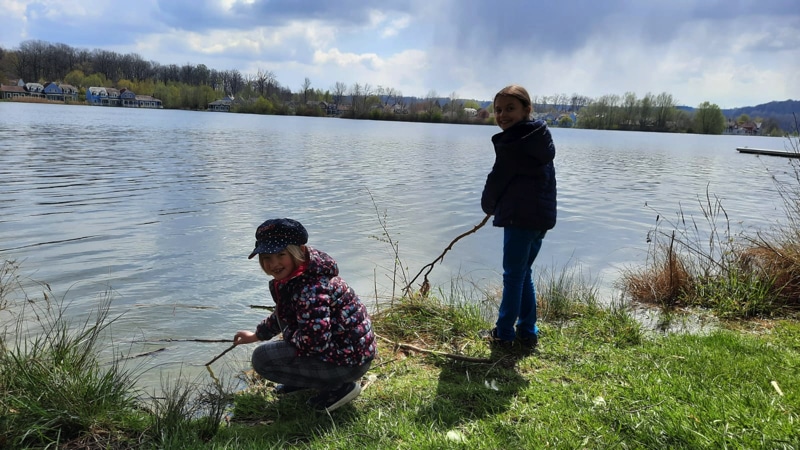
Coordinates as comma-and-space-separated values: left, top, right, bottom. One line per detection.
233, 218, 376, 412
481, 85, 557, 349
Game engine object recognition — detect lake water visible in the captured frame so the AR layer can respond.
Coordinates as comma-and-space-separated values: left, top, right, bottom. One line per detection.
0, 102, 791, 390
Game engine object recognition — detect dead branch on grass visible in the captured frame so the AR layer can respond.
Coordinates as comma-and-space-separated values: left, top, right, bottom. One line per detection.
375, 333, 494, 364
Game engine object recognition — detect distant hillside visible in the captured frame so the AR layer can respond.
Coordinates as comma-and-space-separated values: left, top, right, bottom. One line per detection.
679, 100, 799, 132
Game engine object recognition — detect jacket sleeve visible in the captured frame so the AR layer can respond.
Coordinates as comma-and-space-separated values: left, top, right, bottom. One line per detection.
481, 152, 516, 215
255, 314, 280, 341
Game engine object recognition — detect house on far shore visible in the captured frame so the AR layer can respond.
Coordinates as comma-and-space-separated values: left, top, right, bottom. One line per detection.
43, 82, 79, 102
86, 86, 161, 108
135, 94, 162, 109
0, 82, 27, 99
208, 96, 234, 112
25, 82, 45, 98
59, 84, 79, 102
86, 86, 108, 105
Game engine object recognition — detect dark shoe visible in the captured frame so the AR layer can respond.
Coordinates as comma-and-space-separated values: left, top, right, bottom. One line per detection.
274, 384, 309, 395
307, 382, 361, 412
480, 328, 514, 349
517, 333, 538, 349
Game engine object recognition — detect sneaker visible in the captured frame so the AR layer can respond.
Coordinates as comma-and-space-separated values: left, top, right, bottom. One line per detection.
480, 328, 514, 349
274, 384, 309, 395
307, 382, 361, 412
516, 333, 538, 349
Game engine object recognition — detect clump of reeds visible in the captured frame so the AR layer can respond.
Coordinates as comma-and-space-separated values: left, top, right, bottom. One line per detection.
620, 230, 692, 309
0, 260, 232, 448
746, 112, 800, 307
536, 260, 602, 320
0, 284, 141, 448
622, 118, 800, 319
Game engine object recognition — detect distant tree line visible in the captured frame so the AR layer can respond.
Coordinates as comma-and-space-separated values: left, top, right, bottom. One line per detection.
0, 39, 790, 135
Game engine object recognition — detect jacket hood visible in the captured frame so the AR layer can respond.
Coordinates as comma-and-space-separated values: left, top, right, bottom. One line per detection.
302, 246, 339, 279
492, 119, 549, 148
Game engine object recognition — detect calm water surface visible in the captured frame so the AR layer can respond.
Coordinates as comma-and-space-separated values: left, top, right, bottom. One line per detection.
0, 102, 790, 388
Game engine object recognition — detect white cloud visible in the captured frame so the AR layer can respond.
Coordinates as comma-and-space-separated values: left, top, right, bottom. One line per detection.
313, 48, 382, 68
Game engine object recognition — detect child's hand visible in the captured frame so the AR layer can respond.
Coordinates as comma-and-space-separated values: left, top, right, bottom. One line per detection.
233, 330, 258, 345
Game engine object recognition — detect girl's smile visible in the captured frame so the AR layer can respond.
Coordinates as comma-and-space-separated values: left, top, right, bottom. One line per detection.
259, 251, 298, 281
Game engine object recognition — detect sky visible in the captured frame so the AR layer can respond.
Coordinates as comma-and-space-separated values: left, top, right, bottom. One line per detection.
1, 0, 798, 108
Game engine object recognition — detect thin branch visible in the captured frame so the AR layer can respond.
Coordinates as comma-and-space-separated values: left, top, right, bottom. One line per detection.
136, 338, 231, 343
205, 343, 237, 366
375, 333, 494, 364
120, 347, 166, 361
250, 305, 274, 311
404, 214, 491, 296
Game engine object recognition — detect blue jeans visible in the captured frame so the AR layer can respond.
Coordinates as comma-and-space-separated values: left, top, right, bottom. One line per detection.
495, 226, 547, 341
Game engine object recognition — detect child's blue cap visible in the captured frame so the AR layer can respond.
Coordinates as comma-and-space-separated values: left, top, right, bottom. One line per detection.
248, 218, 308, 259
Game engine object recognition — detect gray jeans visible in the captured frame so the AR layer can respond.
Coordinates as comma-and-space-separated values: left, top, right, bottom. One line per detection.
251, 339, 372, 391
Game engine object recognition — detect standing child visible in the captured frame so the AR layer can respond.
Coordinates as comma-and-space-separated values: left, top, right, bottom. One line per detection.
233, 218, 376, 412
480, 85, 557, 349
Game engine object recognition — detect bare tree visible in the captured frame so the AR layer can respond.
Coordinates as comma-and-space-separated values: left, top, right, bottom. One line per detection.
349, 82, 363, 117
394, 90, 406, 111
448, 91, 463, 118
361, 83, 376, 114
227, 69, 244, 96
17, 40, 48, 81
332, 81, 347, 108
569, 94, 590, 112
384, 87, 399, 107
375, 85, 386, 104
539, 95, 550, 114
91, 48, 121, 81
424, 89, 439, 118
301, 77, 312, 104
255, 68, 270, 96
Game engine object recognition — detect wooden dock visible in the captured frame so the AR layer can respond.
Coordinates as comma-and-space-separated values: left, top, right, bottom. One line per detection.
736, 147, 800, 158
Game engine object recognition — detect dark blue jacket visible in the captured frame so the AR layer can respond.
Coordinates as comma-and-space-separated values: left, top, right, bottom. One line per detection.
481, 119, 557, 230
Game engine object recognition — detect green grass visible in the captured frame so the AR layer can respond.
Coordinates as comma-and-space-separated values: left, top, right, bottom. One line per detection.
2, 260, 799, 449
207, 301, 798, 449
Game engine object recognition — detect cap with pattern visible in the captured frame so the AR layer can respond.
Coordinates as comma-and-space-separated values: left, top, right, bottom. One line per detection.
248, 218, 308, 259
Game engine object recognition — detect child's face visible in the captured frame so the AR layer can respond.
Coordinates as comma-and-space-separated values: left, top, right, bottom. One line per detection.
258, 250, 298, 281
494, 95, 530, 131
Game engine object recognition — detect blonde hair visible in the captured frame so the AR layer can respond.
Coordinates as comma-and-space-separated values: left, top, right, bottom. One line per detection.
494, 85, 533, 118
284, 244, 307, 262
258, 244, 307, 274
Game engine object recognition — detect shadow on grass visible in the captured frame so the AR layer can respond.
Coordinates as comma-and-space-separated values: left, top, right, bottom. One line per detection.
227, 382, 367, 446
413, 347, 532, 428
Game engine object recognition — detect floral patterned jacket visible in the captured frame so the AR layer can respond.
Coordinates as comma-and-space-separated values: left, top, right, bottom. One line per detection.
254, 246, 376, 367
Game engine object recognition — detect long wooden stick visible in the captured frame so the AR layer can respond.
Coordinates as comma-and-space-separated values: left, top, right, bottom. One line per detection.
138, 338, 231, 343
375, 333, 494, 364
120, 347, 166, 361
205, 343, 237, 366
404, 214, 491, 296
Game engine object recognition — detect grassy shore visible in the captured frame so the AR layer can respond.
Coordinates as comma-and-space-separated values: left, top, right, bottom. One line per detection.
1, 260, 798, 449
